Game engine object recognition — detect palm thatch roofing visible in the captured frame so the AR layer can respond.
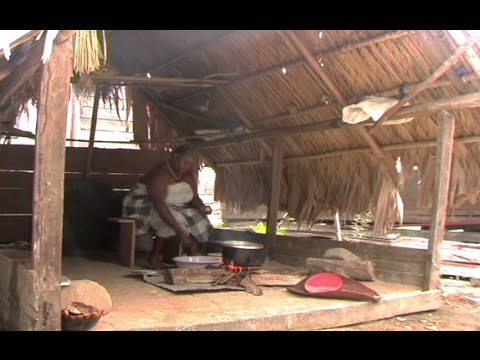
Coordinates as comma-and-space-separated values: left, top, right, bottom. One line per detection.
2, 30, 480, 232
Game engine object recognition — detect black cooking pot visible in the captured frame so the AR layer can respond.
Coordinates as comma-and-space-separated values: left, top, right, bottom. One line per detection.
215, 240, 266, 267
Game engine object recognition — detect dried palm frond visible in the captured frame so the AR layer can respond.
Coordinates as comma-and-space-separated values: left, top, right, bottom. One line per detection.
73, 30, 104, 75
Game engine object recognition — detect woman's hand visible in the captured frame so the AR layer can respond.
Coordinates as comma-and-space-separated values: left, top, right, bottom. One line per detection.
177, 230, 191, 245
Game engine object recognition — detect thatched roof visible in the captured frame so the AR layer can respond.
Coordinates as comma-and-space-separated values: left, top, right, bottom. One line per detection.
2, 30, 480, 230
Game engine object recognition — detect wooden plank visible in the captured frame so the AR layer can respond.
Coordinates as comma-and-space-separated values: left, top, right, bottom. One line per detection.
87, 173, 139, 189
375, 269, 424, 287
117, 221, 136, 267
32, 32, 74, 331
84, 86, 101, 178
275, 236, 427, 263
165, 268, 230, 285
0, 215, 31, 243
266, 139, 283, 257
370, 259, 425, 275
0, 172, 139, 191
425, 111, 456, 290
273, 254, 308, 267
0, 189, 32, 214
0, 145, 35, 171
0, 145, 169, 175
0, 171, 34, 188
251, 273, 305, 286
91, 148, 168, 174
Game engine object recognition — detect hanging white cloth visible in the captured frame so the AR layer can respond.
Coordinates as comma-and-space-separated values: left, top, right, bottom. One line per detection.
342, 96, 414, 125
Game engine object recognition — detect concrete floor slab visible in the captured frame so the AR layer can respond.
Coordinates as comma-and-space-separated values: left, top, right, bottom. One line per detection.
60, 257, 441, 331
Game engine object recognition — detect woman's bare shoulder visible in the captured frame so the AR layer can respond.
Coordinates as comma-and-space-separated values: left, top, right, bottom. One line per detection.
142, 165, 170, 187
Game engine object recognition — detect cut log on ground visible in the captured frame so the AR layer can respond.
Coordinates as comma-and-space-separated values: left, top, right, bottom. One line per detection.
165, 268, 229, 285
306, 257, 376, 281
165, 268, 305, 286
324, 248, 362, 262
240, 275, 263, 296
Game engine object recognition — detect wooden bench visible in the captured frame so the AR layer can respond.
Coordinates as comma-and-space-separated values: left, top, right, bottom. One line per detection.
108, 217, 185, 268
108, 217, 138, 268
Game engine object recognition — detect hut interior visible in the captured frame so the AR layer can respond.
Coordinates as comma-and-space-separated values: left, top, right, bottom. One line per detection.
1, 30, 480, 330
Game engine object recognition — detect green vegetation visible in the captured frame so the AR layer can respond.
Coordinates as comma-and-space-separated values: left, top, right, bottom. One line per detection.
251, 221, 287, 235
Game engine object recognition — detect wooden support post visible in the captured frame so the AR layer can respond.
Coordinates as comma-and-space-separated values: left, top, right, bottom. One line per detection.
84, 85, 100, 179
266, 139, 283, 257
424, 110, 456, 291
32, 31, 75, 331
335, 210, 343, 241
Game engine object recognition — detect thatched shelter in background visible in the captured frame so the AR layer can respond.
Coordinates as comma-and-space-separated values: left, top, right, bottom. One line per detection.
1, 30, 480, 330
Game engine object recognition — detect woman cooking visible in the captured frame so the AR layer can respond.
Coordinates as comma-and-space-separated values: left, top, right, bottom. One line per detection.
122, 145, 213, 269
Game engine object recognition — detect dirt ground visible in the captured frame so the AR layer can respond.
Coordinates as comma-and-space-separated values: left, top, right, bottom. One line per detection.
333, 278, 480, 331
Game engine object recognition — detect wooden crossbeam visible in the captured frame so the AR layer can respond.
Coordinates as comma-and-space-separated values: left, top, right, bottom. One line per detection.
370, 37, 479, 131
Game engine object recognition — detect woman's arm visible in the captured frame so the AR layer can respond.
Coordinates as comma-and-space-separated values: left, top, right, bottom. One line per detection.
185, 174, 211, 214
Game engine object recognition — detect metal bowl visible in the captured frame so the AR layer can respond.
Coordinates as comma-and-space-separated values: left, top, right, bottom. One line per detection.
216, 241, 265, 267
172, 256, 223, 269
219, 240, 264, 250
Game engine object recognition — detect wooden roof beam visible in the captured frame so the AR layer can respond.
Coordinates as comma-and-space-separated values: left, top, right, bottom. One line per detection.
72, 74, 229, 88
215, 87, 272, 157
255, 72, 477, 127
147, 31, 238, 76
447, 31, 480, 78
282, 30, 398, 185
0, 30, 42, 59
217, 134, 480, 167
187, 91, 480, 150
141, 88, 217, 169
419, 31, 471, 93
168, 30, 417, 105
157, 101, 227, 129
370, 36, 479, 131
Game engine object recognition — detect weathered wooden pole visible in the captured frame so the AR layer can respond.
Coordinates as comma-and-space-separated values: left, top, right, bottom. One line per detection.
424, 110, 456, 290
266, 139, 283, 257
32, 31, 75, 330
84, 85, 100, 178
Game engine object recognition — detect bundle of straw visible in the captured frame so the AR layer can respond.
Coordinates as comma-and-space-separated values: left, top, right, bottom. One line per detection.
73, 30, 104, 74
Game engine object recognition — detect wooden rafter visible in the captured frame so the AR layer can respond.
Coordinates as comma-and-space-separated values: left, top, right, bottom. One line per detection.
141, 88, 217, 169
282, 30, 398, 184
168, 30, 417, 106
157, 101, 226, 129
0, 30, 42, 59
188, 91, 480, 151
215, 87, 272, 157
217, 134, 480, 167
148, 31, 237, 75
419, 31, 471, 93
72, 74, 229, 88
370, 37, 479, 131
